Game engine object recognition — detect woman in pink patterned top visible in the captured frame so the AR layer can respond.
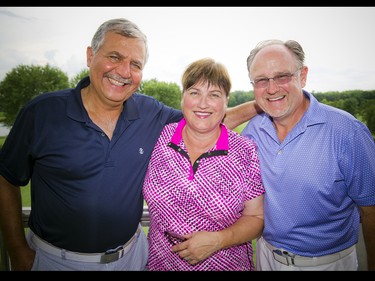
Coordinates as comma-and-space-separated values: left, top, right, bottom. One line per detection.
143, 58, 265, 271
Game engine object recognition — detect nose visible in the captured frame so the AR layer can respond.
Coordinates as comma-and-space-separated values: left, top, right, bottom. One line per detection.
117, 61, 131, 78
197, 95, 209, 108
267, 78, 279, 93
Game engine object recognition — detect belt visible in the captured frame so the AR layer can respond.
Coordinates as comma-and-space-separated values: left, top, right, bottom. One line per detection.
263, 238, 355, 267
30, 226, 141, 264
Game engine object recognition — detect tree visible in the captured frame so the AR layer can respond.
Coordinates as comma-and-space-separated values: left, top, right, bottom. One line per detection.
141, 79, 181, 109
69, 68, 89, 88
229, 90, 254, 107
0, 64, 70, 127
361, 100, 375, 134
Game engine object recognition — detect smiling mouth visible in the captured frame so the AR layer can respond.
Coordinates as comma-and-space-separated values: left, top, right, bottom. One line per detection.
108, 77, 132, 86
268, 96, 285, 101
195, 111, 211, 117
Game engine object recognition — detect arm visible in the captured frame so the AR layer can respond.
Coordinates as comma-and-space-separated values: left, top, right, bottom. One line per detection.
359, 205, 375, 271
223, 100, 262, 130
0, 176, 35, 271
172, 195, 264, 264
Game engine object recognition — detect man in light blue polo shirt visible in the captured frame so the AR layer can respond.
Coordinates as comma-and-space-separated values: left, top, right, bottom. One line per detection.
241, 39, 375, 271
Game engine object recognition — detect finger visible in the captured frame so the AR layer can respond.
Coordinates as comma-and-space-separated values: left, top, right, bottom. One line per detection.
178, 249, 190, 258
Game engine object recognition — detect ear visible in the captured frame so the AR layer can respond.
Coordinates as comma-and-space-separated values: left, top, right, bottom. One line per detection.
300, 66, 308, 88
86, 47, 93, 67
225, 95, 230, 106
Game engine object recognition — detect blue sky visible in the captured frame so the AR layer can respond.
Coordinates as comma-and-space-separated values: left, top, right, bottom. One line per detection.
1, 6, 374, 93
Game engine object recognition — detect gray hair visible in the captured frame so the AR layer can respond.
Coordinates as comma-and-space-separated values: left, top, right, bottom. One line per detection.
246, 39, 305, 76
91, 18, 149, 65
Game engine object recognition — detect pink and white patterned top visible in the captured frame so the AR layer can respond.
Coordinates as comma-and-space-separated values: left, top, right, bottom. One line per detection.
143, 119, 265, 271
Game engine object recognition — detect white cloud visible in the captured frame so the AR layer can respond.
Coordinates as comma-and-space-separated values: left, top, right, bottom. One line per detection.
1, 6, 374, 93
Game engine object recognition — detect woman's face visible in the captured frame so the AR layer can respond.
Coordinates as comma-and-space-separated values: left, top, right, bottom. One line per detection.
181, 80, 229, 134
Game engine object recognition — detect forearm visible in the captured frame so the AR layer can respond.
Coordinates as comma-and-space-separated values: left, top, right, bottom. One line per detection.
172, 215, 263, 265
218, 215, 264, 250
0, 176, 31, 269
172, 197, 264, 264
224, 100, 261, 130
360, 205, 375, 271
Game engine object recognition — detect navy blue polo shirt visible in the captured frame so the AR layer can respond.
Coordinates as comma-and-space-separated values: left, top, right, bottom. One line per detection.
0, 77, 182, 253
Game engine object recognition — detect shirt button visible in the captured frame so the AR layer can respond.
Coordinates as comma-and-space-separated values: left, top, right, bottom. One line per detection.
101, 132, 105, 137
278, 150, 282, 155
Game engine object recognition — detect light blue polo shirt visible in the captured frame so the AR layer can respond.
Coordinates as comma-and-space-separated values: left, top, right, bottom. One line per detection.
241, 90, 375, 256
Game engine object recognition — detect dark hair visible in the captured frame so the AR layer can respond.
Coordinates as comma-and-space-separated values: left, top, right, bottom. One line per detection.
182, 58, 231, 97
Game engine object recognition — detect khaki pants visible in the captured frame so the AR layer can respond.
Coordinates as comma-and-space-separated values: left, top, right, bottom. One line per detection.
256, 236, 358, 271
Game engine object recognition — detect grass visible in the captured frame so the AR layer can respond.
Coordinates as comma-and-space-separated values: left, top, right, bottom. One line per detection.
233, 122, 247, 134
0, 136, 5, 146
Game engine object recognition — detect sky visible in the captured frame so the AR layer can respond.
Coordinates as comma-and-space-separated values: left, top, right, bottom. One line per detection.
0, 6, 375, 93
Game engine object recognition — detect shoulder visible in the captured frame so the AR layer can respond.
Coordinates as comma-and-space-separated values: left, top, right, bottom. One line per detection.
227, 129, 258, 151
130, 93, 182, 121
131, 92, 161, 106
22, 88, 73, 111
161, 122, 179, 134
318, 102, 369, 133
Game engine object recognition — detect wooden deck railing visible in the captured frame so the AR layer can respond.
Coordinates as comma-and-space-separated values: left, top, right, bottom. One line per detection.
0, 206, 150, 271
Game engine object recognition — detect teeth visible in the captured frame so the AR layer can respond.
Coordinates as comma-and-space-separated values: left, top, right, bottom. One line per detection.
196, 112, 210, 116
108, 78, 125, 86
269, 96, 283, 101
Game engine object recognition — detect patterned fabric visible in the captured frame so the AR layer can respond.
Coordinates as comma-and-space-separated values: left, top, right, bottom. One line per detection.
143, 119, 265, 271
241, 90, 375, 257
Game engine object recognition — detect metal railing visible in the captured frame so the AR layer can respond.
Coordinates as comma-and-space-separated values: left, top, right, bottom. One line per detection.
0, 206, 150, 271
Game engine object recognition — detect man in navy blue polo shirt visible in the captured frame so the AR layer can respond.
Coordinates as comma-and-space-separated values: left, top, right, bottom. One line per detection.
0, 18, 259, 270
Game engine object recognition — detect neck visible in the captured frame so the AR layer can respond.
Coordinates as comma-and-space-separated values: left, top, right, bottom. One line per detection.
182, 125, 221, 163
81, 87, 122, 139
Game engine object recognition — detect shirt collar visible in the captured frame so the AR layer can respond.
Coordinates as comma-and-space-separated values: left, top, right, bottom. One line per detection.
66, 76, 140, 123
170, 118, 229, 150
260, 90, 327, 130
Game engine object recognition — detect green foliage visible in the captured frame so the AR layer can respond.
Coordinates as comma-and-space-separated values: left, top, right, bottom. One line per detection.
141, 79, 182, 109
314, 90, 375, 136
361, 100, 375, 133
21, 183, 31, 207
0, 64, 70, 127
229, 90, 254, 107
0, 63, 374, 138
233, 122, 248, 134
69, 68, 89, 88
0, 136, 5, 148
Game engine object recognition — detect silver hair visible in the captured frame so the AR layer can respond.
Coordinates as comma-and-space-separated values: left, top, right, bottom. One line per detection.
246, 39, 305, 76
91, 18, 149, 65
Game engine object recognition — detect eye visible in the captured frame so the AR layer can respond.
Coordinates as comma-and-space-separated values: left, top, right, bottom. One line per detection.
188, 91, 199, 96
108, 55, 120, 62
255, 78, 268, 83
275, 74, 291, 83
254, 78, 269, 87
210, 92, 222, 98
131, 61, 142, 70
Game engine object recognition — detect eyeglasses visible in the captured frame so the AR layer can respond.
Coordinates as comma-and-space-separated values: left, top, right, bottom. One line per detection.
250, 69, 301, 89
